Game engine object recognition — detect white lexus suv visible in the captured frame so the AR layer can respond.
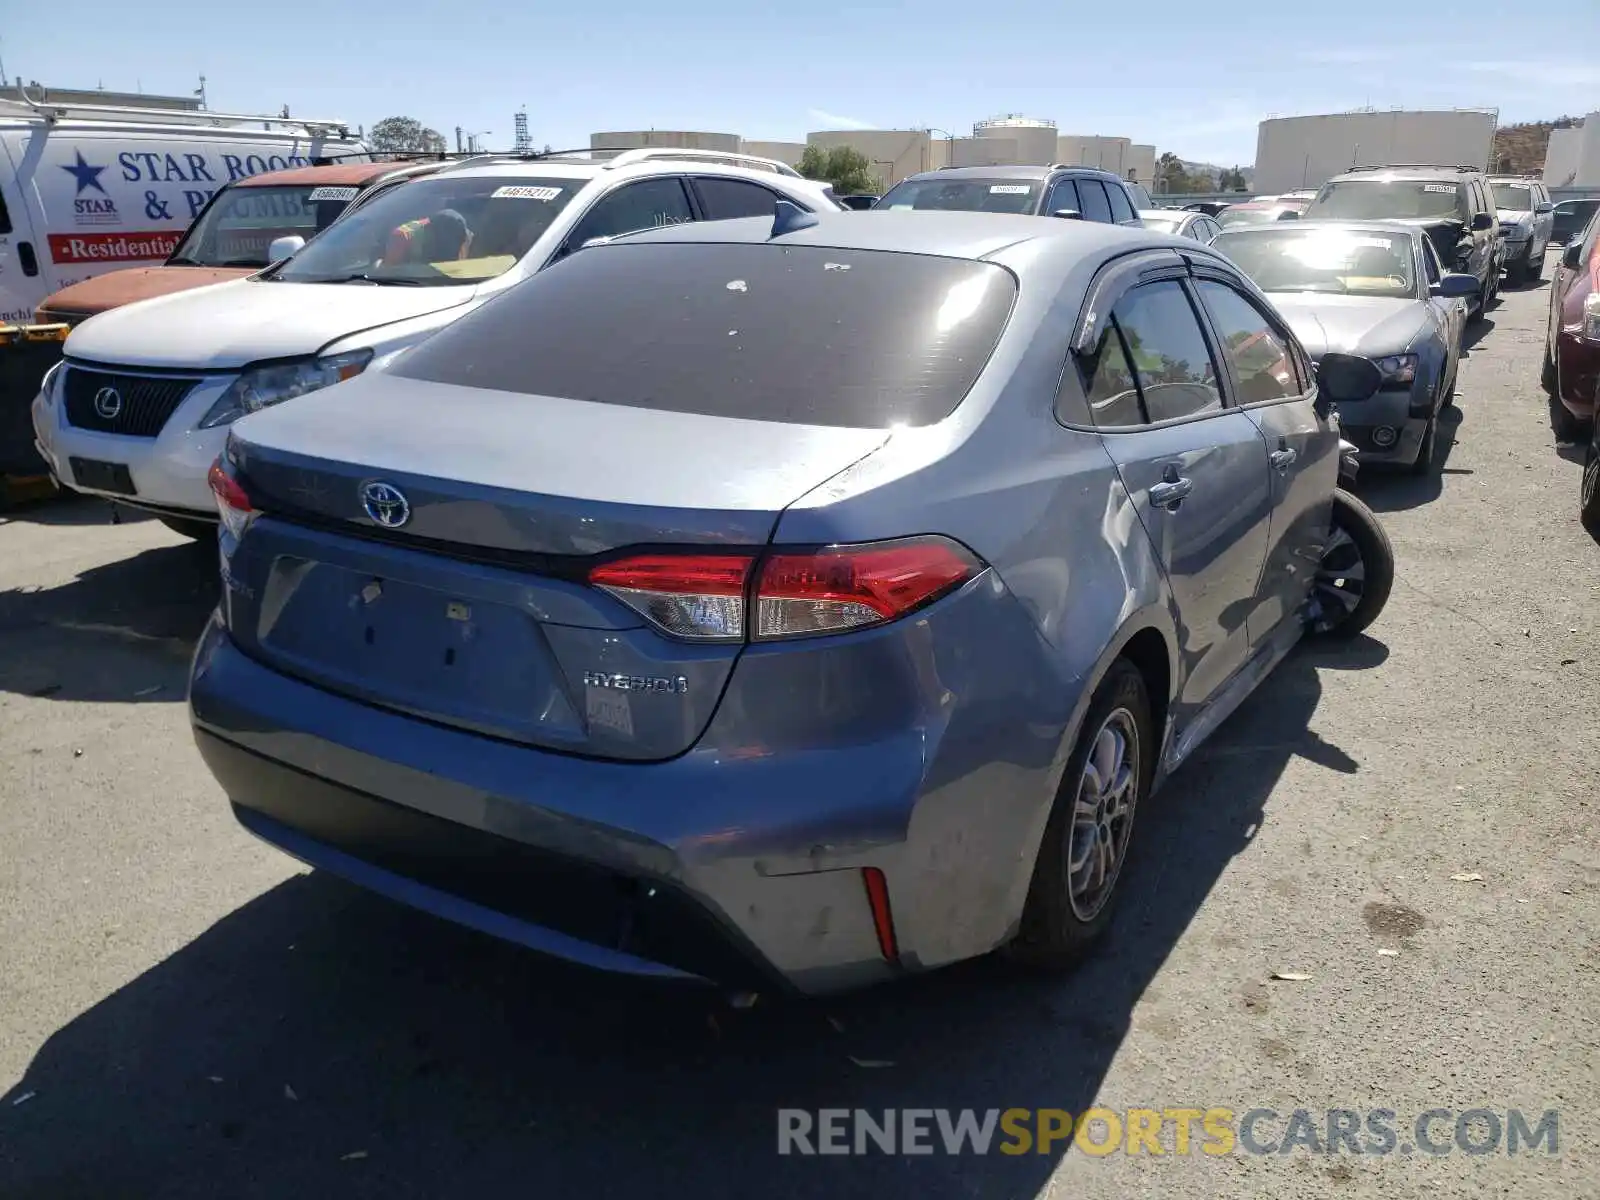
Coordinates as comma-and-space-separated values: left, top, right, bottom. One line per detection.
33, 148, 837, 536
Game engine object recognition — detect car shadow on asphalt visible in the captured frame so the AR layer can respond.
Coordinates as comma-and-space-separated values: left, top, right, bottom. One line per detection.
0, 492, 156, 529
0, 634, 1387, 1200
0, 539, 217, 702
1350, 406, 1465, 513
1461, 316, 1496, 354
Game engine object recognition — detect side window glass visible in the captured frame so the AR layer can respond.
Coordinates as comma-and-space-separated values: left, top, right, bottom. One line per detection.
1076, 179, 1114, 223
1422, 238, 1442, 284
1105, 183, 1136, 224
1077, 319, 1145, 428
0, 189, 12, 235
1195, 280, 1299, 404
567, 178, 692, 248
695, 177, 784, 221
1045, 178, 1080, 217
1112, 280, 1221, 421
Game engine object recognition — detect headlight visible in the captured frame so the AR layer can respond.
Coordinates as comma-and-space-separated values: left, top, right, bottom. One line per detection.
1375, 354, 1417, 384
38, 361, 64, 407
1584, 295, 1600, 343
198, 349, 373, 429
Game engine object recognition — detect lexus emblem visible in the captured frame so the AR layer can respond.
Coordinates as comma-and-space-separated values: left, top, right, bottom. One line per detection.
360, 480, 410, 528
93, 386, 123, 420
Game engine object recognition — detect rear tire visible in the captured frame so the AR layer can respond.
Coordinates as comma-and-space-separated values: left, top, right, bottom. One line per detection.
158, 515, 215, 542
1309, 489, 1394, 640
1007, 659, 1153, 970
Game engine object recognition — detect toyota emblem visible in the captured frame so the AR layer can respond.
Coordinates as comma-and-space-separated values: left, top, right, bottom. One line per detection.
93, 386, 123, 420
360, 480, 410, 528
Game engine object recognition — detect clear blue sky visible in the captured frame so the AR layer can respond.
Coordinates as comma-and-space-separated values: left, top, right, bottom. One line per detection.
6, 1, 1596, 165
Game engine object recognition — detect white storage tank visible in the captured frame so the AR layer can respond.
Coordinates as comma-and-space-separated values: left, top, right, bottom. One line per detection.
974, 115, 1057, 166
1253, 109, 1497, 194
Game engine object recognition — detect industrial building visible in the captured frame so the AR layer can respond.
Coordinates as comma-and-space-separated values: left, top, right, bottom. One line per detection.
1543, 115, 1598, 187
588, 116, 1159, 193
1253, 108, 1498, 194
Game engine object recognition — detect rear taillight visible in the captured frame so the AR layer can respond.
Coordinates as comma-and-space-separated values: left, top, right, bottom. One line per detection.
587, 537, 981, 642
587, 553, 752, 640
207, 459, 256, 539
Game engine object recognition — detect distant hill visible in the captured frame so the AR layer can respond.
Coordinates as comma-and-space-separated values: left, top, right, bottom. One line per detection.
1181, 160, 1254, 189
1492, 117, 1582, 176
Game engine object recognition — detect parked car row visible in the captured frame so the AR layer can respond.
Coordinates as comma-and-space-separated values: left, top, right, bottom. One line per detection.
17, 136, 1416, 996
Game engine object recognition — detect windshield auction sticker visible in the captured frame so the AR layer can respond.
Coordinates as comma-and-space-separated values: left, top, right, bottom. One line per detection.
492, 186, 564, 201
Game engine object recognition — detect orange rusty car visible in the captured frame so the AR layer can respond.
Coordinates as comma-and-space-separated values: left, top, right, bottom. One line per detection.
34, 158, 450, 327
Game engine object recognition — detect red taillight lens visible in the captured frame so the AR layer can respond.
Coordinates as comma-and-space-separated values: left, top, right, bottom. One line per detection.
588, 538, 981, 642
207, 459, 256, 539
754, 537, 979, 639
588, 553, 754, 641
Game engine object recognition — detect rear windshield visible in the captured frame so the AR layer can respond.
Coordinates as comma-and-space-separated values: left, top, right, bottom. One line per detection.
876, 178, 1041, 214
394, 242, 1017, 427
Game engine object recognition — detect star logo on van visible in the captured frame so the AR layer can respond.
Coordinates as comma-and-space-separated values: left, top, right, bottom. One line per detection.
61, 151, 108, 196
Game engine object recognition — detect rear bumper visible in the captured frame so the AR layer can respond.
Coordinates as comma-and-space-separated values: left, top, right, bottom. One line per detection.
189, 591, 1073, 994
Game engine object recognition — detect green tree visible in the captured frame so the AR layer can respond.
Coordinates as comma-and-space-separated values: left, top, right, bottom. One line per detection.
1218, 166, 1249, 191
798, 145, 881, 195
370, 116, 448, 156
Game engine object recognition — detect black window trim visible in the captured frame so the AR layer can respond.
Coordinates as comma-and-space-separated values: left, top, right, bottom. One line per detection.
1186, 264, 1314, 411
1043, 176, 1081, 217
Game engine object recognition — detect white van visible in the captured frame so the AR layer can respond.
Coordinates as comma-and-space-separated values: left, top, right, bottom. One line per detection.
31, 148, 837, 536
0, 91, 366, 323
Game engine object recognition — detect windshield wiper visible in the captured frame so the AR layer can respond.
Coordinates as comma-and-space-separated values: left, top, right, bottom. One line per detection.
299, 272, 425, 286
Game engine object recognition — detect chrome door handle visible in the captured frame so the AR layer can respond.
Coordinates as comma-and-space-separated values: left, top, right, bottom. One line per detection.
1270, 447, 1298, 471
1149, 477, 1193, 509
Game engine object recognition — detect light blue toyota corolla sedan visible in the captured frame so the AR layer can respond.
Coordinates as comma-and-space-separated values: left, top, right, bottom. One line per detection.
190, 208, 1391, 995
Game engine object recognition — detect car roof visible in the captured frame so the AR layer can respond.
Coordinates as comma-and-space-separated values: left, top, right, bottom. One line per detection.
234, 161, 430, 188
1327, 165, 1483, 182
600, 208, 1169, 261
896, 163, 1124, 185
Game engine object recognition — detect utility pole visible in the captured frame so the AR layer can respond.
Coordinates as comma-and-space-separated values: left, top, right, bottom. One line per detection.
195, 74, 207, 109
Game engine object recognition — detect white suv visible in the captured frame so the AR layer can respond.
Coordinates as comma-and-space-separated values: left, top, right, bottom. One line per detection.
33, 149, 837, 534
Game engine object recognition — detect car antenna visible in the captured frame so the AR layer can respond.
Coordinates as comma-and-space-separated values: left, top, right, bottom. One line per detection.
770, 200, 819, 238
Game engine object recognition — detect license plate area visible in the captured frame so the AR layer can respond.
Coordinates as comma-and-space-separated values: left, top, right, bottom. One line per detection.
69, 457, 136, 495
257, 562, 582, 742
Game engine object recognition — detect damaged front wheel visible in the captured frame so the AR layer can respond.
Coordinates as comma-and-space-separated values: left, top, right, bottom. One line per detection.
1308, 489, 1394, 639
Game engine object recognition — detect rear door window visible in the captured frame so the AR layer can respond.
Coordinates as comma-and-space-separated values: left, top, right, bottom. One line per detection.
0, 188, 11, 235
1106, 280, 1222, 422
1105, 182, 1136, 224
694, 177, 785, 220
395, 242, 1017, 428
1076, 179, 1114, 223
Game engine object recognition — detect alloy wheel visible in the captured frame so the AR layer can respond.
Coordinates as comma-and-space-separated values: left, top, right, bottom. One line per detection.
1311, 525, 1366, 633
1066, 708, 1140, 922
1583, 435, 1600, 513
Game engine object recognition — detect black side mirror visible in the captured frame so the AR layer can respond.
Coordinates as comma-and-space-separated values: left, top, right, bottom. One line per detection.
1564, 242, 1584, 270
1315, 352, 1383, 413
1051, 209, 1084, 220
1470, 212, 1493, 232
1536, 201, 1554, 214
1277, 209, 1301, 221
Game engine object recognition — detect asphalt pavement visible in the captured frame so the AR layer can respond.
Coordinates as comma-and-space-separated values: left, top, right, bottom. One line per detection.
1, 255, 1596, 1199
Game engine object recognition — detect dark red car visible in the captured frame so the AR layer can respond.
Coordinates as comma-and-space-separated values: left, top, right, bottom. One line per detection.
1545, 206, 1600, 443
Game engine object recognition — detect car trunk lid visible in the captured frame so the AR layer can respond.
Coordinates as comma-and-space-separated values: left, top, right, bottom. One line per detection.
220, 374, 890, 760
